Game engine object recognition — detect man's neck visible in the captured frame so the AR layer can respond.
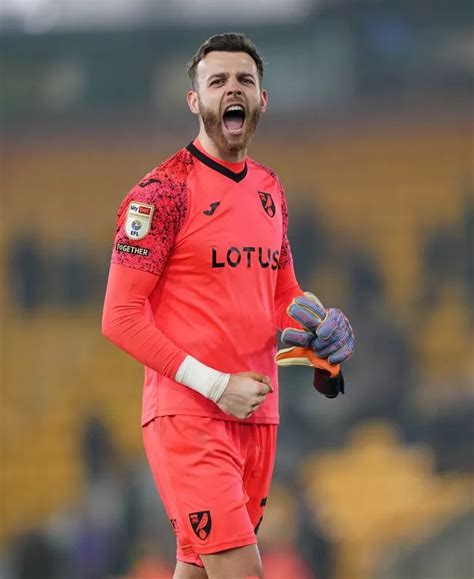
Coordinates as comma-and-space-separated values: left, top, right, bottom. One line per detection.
197, 129, 247, 163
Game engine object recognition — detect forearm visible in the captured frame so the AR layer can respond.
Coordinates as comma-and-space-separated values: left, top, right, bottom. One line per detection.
274, 264, 304, 331
102, 263, 231, 401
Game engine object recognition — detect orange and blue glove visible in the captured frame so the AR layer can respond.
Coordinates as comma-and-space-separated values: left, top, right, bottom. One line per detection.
275, 292, 354, 398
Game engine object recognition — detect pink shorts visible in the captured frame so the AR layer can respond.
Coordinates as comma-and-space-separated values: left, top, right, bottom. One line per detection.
142, 415, 277, 567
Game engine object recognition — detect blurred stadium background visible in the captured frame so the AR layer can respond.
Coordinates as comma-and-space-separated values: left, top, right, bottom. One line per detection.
1, 0, 473, 578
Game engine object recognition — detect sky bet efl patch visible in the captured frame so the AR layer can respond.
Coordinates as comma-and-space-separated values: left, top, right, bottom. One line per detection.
125, 201, 154, 240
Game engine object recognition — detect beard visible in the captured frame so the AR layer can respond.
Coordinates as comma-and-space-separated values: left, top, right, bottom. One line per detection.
198, 97, 262, 156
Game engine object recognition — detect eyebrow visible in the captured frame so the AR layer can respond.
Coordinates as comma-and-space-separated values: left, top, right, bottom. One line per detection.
207, 71, 256, 83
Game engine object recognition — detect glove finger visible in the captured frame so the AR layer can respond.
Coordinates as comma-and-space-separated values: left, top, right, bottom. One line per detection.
328, 341, 354, 364
301, 291, 325, 308
313, 336, 349, 359
288, 303, 325, 333
316, 309, 345, 340
311, 327, 347, 352
281, 328, 314, 348
295, 294, 326, 319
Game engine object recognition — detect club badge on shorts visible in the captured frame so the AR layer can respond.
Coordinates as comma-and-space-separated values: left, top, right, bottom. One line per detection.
189, 510, 212, 541
125, 201, 154, 240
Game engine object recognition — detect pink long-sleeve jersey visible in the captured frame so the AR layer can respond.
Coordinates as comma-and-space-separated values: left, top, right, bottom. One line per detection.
102, 140, 302, 425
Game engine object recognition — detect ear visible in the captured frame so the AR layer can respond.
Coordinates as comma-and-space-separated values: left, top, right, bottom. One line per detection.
260, 90, 268, 113
187, 90, 200, 115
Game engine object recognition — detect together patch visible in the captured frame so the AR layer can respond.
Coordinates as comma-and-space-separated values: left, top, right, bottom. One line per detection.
115, 243, 149, 256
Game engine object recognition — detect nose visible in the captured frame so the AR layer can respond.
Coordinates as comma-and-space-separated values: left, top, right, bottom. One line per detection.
226, 78, 242, 96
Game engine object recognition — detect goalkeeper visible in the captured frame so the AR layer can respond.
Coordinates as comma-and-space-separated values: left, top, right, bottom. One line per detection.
102, 32, 354, 579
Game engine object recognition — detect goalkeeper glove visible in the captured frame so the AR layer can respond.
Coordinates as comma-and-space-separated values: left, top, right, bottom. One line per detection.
281, 292, 354, 364
275, 292, 353, 399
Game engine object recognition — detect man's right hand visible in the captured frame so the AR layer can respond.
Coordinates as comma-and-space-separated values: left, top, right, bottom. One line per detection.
216, 371, 273, 419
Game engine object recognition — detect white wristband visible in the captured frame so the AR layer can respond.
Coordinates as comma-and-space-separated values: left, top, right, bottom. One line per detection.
174, 355, 231, 403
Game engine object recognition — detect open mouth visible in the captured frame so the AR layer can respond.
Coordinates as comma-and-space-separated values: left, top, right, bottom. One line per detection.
222, 104, 246, 134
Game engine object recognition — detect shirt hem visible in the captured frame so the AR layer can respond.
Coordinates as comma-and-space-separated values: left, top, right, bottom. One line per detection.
141, 410, 279, 427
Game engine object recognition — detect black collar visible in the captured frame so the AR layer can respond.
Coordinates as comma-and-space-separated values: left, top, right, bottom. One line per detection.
186, 143, 248, 183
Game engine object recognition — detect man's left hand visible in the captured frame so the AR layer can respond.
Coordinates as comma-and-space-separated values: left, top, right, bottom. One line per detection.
281, 292, 355, 364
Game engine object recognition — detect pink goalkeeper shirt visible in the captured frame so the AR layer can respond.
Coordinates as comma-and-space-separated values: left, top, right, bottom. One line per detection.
102, 140, 303, 425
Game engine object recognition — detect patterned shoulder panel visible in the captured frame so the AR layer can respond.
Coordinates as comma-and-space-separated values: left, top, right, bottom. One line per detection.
247, 157, 279, 182
111, 148, 195, 276
247, 158, 293, 269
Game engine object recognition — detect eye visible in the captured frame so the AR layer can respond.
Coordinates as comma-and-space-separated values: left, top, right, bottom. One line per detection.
210, 78, 224, 86
242, 78, 255, 85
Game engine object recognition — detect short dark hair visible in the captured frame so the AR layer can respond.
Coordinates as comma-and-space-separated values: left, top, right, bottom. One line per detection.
187, 33, 264, 88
